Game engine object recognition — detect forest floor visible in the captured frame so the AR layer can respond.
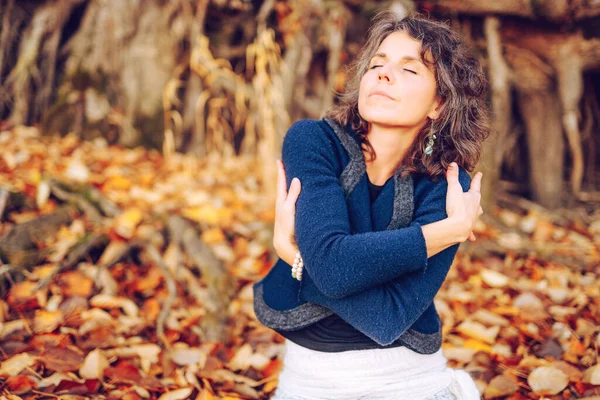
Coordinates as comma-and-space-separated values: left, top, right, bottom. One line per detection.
0, 127, 599, 399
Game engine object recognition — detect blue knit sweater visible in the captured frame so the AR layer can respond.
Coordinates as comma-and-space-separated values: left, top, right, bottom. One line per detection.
253, 117, 471, 351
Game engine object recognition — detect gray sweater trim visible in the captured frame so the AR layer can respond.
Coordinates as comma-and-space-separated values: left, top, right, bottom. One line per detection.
387, 172, 414, 230
397, 327, 443, 354
323, 117, 366, 198
254, 279, 442, 350
323, 117, 414, 231
253, 282, 334, 331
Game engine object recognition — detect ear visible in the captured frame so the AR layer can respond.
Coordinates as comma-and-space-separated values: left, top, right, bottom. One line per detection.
428, 96, 443, 120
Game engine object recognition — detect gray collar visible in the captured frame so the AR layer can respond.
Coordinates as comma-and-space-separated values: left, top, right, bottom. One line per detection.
323, 117, 414, 230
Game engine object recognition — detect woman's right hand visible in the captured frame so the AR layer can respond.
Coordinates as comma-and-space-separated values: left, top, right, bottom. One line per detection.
445, 162, 483, 242
273, 159, 302, 266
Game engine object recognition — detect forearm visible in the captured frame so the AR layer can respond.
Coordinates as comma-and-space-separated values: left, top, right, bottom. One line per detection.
299, 242, 461, 346
278, 217, 464, 265
421, 217, 465, 258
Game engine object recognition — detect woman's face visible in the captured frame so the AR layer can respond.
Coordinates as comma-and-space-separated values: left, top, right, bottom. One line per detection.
358, 30, 441, 129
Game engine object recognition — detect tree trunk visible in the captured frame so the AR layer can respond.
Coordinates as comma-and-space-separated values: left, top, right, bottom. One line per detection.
516, 89, 565, 209
478, 16, 511, 212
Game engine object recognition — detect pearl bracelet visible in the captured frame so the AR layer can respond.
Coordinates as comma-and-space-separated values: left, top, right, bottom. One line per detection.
291, 251, 303, 281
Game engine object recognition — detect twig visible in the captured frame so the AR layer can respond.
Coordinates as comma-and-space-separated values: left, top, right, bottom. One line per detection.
0, 264, 19, 277
33, 232, 107, 291
0, 187, 9, 222
48, 179, 103, 224
144, 243, 177, 350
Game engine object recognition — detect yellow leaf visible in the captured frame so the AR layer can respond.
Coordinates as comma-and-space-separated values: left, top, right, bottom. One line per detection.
456, 320, 500, 344
463, 339, 492, 353
114, 208, 143, 238
104, 175, 132, 190
182, 205, 233, 226
202, 228, 226, 244
33, 310, 63, 333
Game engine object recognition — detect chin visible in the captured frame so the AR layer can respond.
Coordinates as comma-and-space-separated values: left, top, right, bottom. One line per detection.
360, 112, 402, 126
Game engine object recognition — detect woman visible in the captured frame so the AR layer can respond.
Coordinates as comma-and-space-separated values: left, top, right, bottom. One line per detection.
253, 10, 489, 400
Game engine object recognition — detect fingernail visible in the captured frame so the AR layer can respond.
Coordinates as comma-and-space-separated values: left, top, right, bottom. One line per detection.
292, 178, 299, 185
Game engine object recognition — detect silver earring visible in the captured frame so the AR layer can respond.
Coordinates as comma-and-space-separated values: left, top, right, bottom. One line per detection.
424, 125, 436, 156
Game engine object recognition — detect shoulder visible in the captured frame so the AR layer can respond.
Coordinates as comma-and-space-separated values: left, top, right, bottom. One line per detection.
282, 119, 343, 169
283, 119, 338, 148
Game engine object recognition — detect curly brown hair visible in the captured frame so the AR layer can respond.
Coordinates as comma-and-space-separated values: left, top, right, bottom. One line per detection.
326, 10, 491, 179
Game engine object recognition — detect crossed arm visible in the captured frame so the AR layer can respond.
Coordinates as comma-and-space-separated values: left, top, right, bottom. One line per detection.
273, 120, 482, 299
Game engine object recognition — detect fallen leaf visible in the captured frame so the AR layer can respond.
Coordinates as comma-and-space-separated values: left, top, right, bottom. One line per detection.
114, 207, 144, 239
513, 292, 543, 310
484, 374, 519, 399
227, 343, 270, 371
6, 281, 43, 311
53, 271, 94, 297
34, 310, 64, 333
442, 346, 477, 363
4, 375, 36, 394
456, 320, 500, 344
0, 353, 37, 376
550, 360, 583, 382
471, 309, 509, 327
158, 388, 194, 400
583, 364, 600, 385
90, 294, 139, 317
79, 349, 109, 379
103, 344, 161, 374
169, 343, 207, 367
528, 366, 568, 395
38, 372, 84, 388
40, 346, 84, 372
480, 269, 509, 288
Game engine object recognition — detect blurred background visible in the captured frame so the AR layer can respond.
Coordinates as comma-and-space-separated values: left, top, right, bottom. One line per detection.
0, 1, 600, 399
2, 0, 600, 209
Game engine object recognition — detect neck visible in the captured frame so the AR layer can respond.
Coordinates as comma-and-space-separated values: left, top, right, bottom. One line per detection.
363, 122, 424, 185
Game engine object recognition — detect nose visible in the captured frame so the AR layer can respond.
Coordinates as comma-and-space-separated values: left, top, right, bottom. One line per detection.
377, 64, 394, 83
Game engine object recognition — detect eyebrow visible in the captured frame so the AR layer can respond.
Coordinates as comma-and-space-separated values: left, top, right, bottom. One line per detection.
371, 52, 424, 65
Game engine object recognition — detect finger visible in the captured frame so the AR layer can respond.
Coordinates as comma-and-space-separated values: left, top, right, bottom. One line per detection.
446, 162, 460, 189
276, 160, 287, 207
468, 232, 476, 241
284, 177, 301, 211
469, 171, 483, 195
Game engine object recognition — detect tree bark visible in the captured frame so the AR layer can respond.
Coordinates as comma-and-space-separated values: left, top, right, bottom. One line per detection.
478, 16, 512, 212
516, 89, 565, 209
419, 0, 600, 22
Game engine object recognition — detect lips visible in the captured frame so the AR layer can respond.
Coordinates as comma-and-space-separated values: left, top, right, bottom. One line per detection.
369, 90, 394, 100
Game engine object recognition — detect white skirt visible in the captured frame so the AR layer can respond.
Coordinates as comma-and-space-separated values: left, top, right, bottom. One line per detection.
271, 339, 480, 400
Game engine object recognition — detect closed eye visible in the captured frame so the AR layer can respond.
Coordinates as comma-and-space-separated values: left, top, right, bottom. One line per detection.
370, 65, 382, 69
404, 69, 417, 74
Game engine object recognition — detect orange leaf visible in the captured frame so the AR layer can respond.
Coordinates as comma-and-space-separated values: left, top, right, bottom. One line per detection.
5, 375, 36, 394
53, 270, 94, 297
6, 281, 42, 311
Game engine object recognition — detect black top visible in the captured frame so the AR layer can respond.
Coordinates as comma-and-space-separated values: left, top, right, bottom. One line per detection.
277, 175, 408, 352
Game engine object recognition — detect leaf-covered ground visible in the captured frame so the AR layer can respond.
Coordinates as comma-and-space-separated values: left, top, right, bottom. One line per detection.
0, 127, 599, 399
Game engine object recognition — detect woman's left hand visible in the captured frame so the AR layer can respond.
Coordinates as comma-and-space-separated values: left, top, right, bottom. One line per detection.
273, 159, 302, 266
